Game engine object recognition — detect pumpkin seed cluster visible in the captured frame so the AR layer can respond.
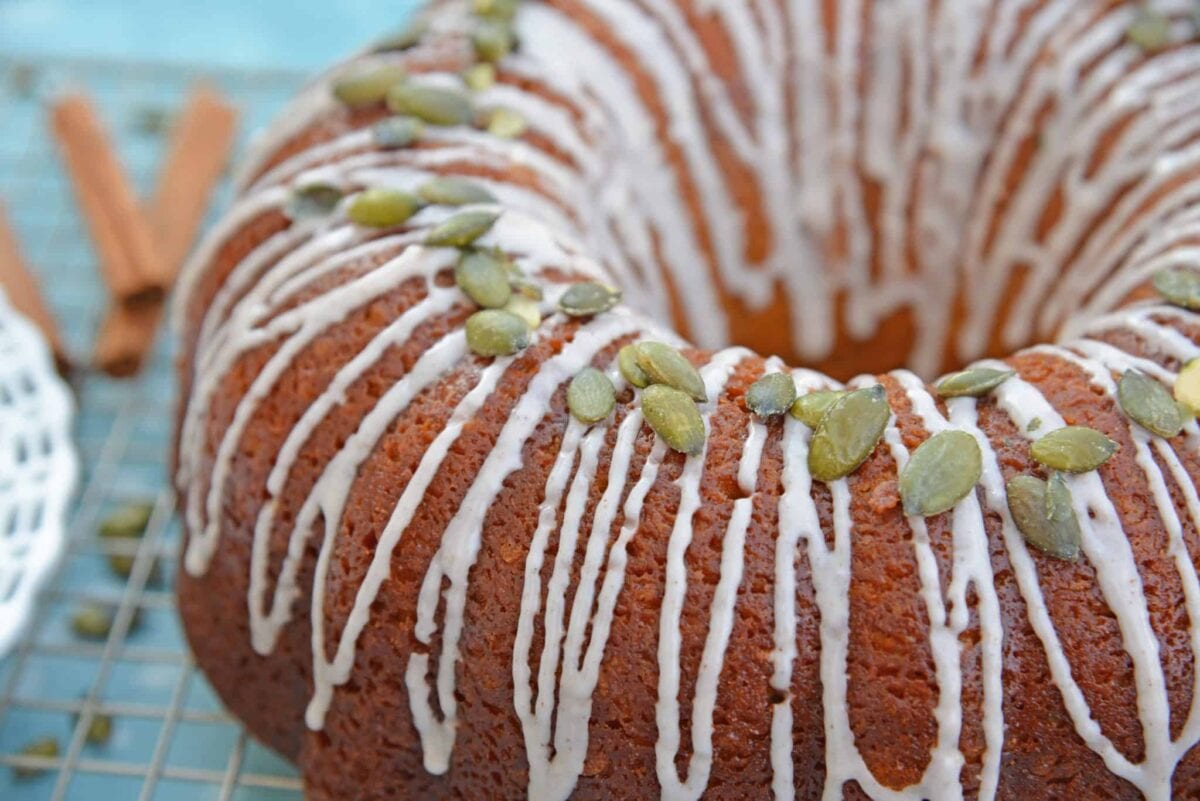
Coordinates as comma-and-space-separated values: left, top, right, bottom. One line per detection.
609, 342, 708, 453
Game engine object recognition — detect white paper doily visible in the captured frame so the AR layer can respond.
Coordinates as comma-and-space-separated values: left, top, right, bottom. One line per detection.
0, 288, 77, 660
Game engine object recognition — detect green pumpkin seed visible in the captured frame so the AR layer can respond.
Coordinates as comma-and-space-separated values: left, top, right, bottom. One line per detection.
372, 19, 428, 52
935, 367, 1014, 398
85, 713, 114, 746
346, 188, 422, 228
12, 737, 59, 780
473, 18, 516, 62
635, 342, 706, 402
387, 83, 474, 126
642, 384, 706, 455
332, 65, 406, 108
1127, 8, 1171, 52
789, 390, 849, 428
417, 177, 496, 206
372, 116, 424, 149
746, 372, 797, 417
71, 603, 114, 640
1007, 474, 1081, 561
618, 344, 651, 388
99, 501, 153, 540
465, 309, 530, 356
502, 293, 541, 329
1030, 426, 1118, 473
456, 250, 512, 308
807, 385, 891, 482
285, 183, 343, 220
463, 62, 497, 91
510, 276, 544, 300
474, 0, 518, 18
1176, 358, 1200, 415
424, 210, 500, 247
1118, 369, 1184, 438
486, 107, 528, 138
899, 430, 982, 516
1153, 267, 1200, 310
568, 367, 616, 423
558, 282, 621, 317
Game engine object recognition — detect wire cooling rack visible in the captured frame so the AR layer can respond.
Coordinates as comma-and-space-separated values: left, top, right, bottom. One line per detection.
0, 56, 308, 801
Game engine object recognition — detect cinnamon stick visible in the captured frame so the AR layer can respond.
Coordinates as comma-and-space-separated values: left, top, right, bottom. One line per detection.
93, 85, 239, 376
0, 201, 69, 372
51, 93, 168, 308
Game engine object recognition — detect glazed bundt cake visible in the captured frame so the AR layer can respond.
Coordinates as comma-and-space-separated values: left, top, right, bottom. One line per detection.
175, 0, 1200, 798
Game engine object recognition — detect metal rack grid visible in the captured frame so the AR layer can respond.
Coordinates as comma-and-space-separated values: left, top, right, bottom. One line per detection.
0, 56, 309, 801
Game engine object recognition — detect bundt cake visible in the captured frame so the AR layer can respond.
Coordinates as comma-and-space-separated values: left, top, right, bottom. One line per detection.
174, 0, 1200, 798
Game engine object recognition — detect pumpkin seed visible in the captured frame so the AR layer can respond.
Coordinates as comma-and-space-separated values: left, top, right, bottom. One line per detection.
568, 367, 616, 423
641, 384, 706, 455
1127, 8, 1171, 52
486, 107, 528, 138
465, 309, 530, 356
510, 275, 544, 300
99, 501, 153, 540
463, 62, 497, 91
502, 293, 541, 329
789, 389, 849, 428
372, 19, 427, 52
456, 250, 512, 308
424, 210, 500, 247
1153, 267, 1200, 310
372, 116, 424, 149
1028, 417, 1043, 433
1176, 358, 1200, 415
807, 385, 891, 482
12, 737, 59, 780
1030, 426, 1118, 473
1118, 369, 1184, 438
634, 342, 706, 402
474, 0, 518, 18
387, 83, 474, 126
85, 713, 113, 746
1006, 474, 1081, 561
473, 18, 516, 62
71, 603, 114, 640
285, 183, 343, 220
746, 373, 797, 417
558, 281, 621, 317
417, 177, 496, 206
332, 64, 406, 108
935, 367, 1013, 398
346, 188, 421, 228
618, 344, 651, 388
899, 430, 982, 516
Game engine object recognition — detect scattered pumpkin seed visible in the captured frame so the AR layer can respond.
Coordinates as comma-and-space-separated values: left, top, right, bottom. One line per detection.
1118, 369, 1184, 438
510, 276, 544, 300
372, 19, 428, 52
568, 367, 616, 423
1176, 358, 1200, 415
465, 309, 530, 356
807, 385, 891, 482
417, 177, 496, 206
463, 62, 497, 91
424, 210, 500, 247
935, 367, 1014, 398
558, 282, 621, 318
1030, 426, 1118, 473
346, 188, 422, 228
1007, 474, 1081, 561
473, 18, 516, 62
99, 502, 153, 540
71, 604, 114, 640
642, 384, 706, 455
618, 344, 651, 388
85, 713, 113, 746
899, 430, 982, 516
486, 107, 528, 138
1127, 8, 1172, 52
746, 373, 797, 417
387, 83, 474, 126
456, 250, 512, 308
332, 64, 406, 108
474, 0, 519, 18
1028, 417, 1043, 433
634, 342, 706, 402
789, 389, 849, 428
502, 293, 541, 329
12, 737, 59, 780
372, 116, 425, 149
1153, 267, 1200, 310
285, 183, 343, 221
